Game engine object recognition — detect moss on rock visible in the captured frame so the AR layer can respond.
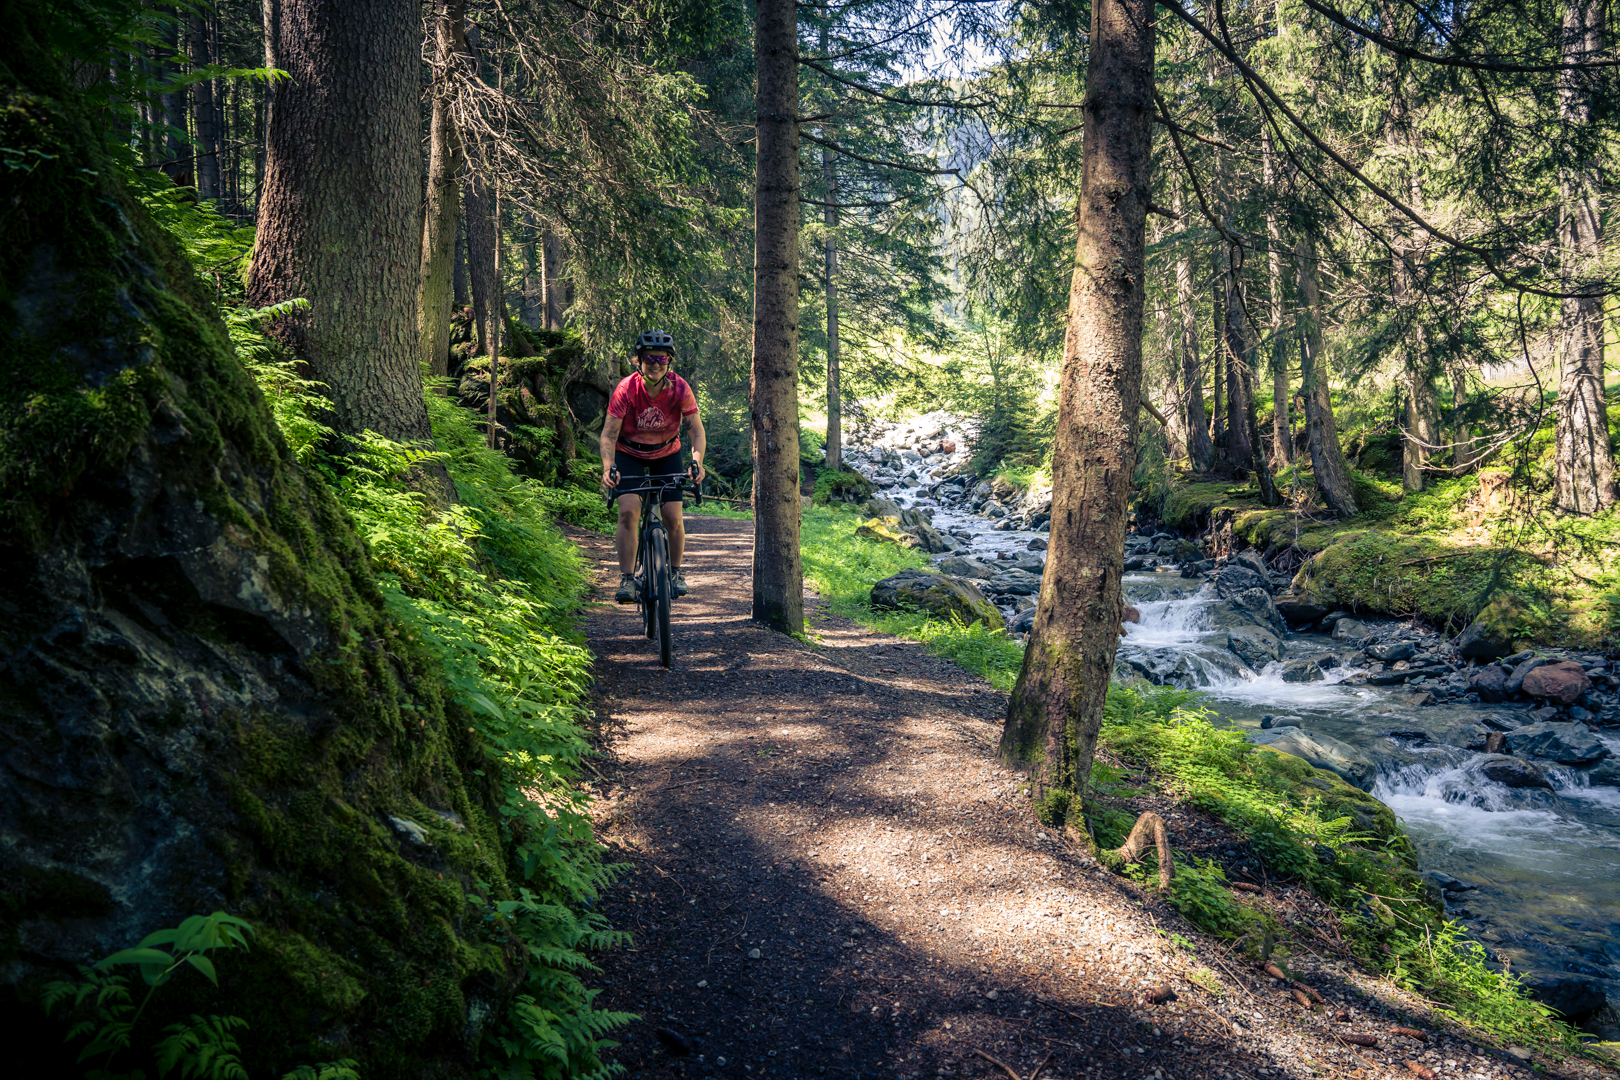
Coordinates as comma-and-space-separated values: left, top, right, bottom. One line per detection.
0, 19, 523, 1075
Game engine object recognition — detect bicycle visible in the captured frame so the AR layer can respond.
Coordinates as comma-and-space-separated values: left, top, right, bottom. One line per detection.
607, 467, 702, 667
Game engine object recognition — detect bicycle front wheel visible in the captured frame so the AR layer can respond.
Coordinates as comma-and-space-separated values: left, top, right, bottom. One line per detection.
648, 527, 672, 667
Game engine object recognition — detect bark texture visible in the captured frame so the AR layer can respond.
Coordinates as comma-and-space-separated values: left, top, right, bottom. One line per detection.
751, 0, 804, 635
1000, 0, 1153, 799
247, 0, 433, 445
465, 170, 498, 360
543, 228, 564, 330
417, 0, 468, 379
1295, 234, 1358, 516
1262, 125, 1290, 468
1554, 0, 1617, 513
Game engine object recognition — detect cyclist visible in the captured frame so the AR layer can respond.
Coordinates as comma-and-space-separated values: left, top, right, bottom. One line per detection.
601, 329, 707, 603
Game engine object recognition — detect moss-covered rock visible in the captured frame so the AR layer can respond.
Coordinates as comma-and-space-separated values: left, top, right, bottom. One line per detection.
1248, 747, 1410, 863
0, 23, 520, 1075
870, 569, 1004, 628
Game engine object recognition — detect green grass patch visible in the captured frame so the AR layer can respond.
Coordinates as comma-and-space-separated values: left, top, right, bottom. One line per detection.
1095, 685, 1584, 1056
800, 505, 1026, 690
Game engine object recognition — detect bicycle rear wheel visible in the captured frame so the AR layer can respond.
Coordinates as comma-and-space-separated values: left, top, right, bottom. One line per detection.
648, 527, 672, 667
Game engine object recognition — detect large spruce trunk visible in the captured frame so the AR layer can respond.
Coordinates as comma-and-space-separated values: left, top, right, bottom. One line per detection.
1295, 234, 1358, 516
1000, 0, 1153, 800
0, 14, 520, 1071
418, 0, 468, 378
1262, 125, 1290, 469
1554, 0, 1617, 513
750, 0, 804, 634
189, 11, 220, 200
246, 0, 433, 445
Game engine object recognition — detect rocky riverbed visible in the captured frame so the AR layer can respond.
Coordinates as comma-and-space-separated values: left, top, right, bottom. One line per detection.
833, 412, 1620, 1036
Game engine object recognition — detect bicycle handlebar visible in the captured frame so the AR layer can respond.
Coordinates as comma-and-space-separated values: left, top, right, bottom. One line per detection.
605, 469, 704, 507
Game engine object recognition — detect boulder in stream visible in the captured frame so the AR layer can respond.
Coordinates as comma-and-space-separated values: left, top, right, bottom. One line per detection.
1504, 721, 1611, 764
1206, 587, 1288, 637
1213, 564, 1272, 596
1277, 658, 1324, 683
1468, 665, 1508, 703
1273, 592, 1328, 626
1227, 627, 1284, 667
1247, 744, 1403, 841
1249, 726, 1378, 790
983, 568, 1042, 597
1331, 617, 1370, 644
1477, 755, 1553, 790
1587, 760, 1620, 787
869, 569, 1003, 628
1504, 656, 1553, 695
1367, 640, 1417, 663
1519, 661, 1593, 705
936, 555, 996, 579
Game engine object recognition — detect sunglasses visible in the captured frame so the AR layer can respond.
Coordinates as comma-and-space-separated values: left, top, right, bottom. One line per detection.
641, 354, 672, 365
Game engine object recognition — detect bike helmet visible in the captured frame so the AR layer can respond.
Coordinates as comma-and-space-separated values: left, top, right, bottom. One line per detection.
635, 328, 675, 354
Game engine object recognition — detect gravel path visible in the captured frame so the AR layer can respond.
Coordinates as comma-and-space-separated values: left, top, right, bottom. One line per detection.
572, 515, 1608, 1080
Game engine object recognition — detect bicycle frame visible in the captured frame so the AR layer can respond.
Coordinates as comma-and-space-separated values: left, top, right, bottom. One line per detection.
608, 470, 700, 667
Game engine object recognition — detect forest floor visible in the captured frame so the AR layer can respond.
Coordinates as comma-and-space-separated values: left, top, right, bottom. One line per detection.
568, 516, 1612, 1080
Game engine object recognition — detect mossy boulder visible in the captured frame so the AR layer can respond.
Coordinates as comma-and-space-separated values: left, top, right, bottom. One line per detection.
870, 569, 1004, 629
1248, 747, 1408, 858
0, 29, 520, 1075
855, 516, 923, 549
813, 467, 874, 505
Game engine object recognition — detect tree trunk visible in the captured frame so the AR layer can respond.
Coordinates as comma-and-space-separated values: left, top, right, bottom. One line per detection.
1295, 234, 1358, 516
247, 0, 437, 449
189, 10, 220, 199
520, 221, 541, 327
1450, 365, 1475, 471
820, 41, 842, 476
1262, 124, 1289, 469
1000, 0, 1154, 803
1174, 182, 1214, 471
453, 214, 469, 308
751, 0, 804, 635
417, 0, 467, 379
543, 228, 564, 330
158, 11, 184, 180
1210, 256, 1225, 457
1222, 247, 1255, 471
1554, 0, 1617, 513
487, 181, 501, 450
465, 171, 497, 360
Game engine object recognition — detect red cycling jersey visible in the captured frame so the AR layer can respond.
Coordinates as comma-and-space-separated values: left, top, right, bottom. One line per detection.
607, 372, 699, 459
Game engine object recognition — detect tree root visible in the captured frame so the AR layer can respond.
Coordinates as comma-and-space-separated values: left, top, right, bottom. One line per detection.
1114, 811, 1173, 890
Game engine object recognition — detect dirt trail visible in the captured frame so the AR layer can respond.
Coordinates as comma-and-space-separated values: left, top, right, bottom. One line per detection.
574, 515, 1577, 1080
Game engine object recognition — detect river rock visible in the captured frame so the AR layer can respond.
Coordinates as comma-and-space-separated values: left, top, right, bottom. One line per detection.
1587, 760, 1620, 787
1456, 616, 1514, 660
1520, 661, 1593, 705
1504, 656, 1553, 695
870, 569, 1003, 628
1124, 555, 1152, 571
1230, 549, 1267, 576
1213, 564, 1272, 596
862, 495, 904, 518
983, 568, 1042, 597
1478, 755, 1553, 790
937, 556, 996, 579
1273, 592, 1328, 626
911, 522, 951, 553
1006, 552, 1046, 575
1505, 721, 1610, 764
1250, 727, 1378, 790
1519, 971, 1608, 1020
1331, 618, 1370, 644
1205, 588, 1289, 638
1277, 658, 1324, 683
1368, 640, 1417, 663
1468, 665, 1508, 703
1009, 607, 1037, 634
1227, 627, 1284, 667
1027, 537, 1047, 552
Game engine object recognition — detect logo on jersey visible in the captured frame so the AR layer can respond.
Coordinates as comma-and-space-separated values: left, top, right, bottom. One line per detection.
636, 406, 670, 431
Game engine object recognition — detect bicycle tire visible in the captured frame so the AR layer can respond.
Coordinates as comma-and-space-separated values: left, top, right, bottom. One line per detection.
649, 527, 672, 666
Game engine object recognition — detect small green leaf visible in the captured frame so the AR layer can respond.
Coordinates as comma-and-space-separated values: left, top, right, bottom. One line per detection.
185, 954, 219, 985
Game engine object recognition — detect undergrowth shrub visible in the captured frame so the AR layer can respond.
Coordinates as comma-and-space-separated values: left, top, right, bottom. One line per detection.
1095, 685, 1578, 1052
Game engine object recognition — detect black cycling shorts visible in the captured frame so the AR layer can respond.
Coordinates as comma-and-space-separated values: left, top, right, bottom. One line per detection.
612, 446, 687, 505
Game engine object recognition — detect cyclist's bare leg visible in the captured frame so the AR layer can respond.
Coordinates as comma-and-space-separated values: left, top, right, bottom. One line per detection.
662, 499, 685, 568
616, 493, 641, 574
